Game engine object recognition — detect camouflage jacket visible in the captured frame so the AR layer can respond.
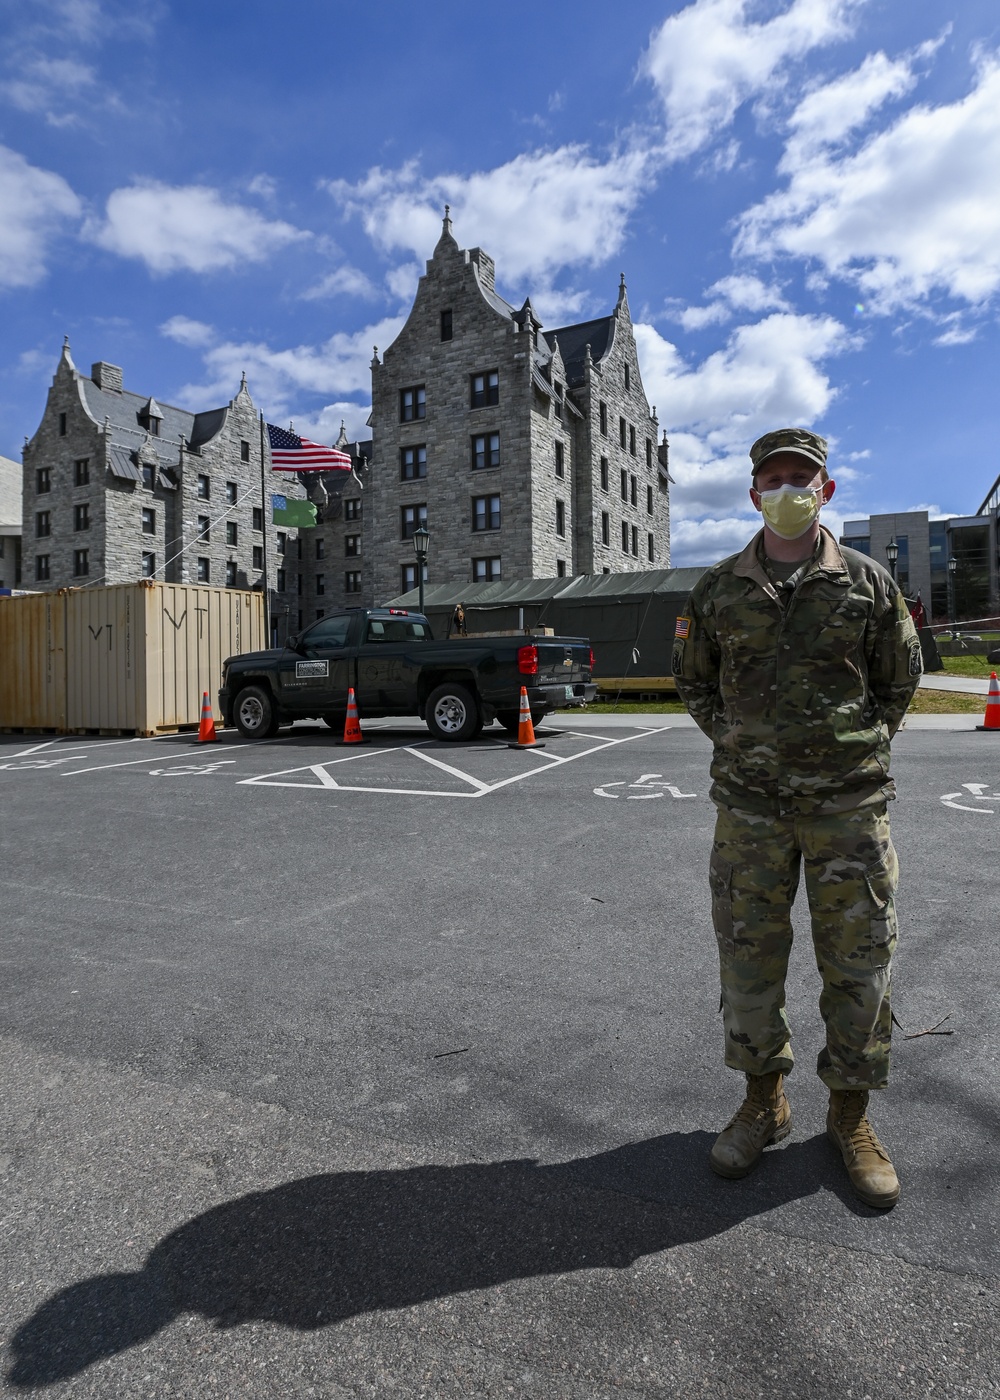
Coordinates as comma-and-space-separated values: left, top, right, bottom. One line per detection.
672, 526, 922, 816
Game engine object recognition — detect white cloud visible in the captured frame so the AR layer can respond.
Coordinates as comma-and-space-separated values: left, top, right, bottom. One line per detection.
0, 56, 97, 121
329, 143, 654, 301
679, 273, 789, 329
384, 262, 422, 304
87, 181, 308, 274
737, 49, 1000, 311
635, 311, 855, 560
640, 0, 860, 161
159, 315, 216, 348
247, 173, 277, 198
173, 315, 404, 422
781, 48, 924, 166
0, 143, 80, 289
302, 264, 378, 301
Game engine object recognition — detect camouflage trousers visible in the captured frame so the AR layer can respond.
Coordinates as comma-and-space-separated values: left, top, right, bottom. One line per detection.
709, 802, 898, 1091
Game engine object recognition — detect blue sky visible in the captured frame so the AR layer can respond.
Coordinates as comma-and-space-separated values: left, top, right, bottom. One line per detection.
2, 0, 999, 566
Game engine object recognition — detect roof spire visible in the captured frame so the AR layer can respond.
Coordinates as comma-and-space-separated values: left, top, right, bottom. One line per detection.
443, 203, 452, 233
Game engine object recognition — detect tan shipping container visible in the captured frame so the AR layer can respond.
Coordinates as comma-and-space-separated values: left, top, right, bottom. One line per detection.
0, 581, 264, 734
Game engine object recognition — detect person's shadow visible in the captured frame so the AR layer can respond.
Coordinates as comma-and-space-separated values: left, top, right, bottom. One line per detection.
7, 1130, 849, 1387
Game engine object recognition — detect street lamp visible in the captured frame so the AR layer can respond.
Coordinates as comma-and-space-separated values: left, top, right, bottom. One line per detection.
413, 524, 429, 615
884, 537, 899, 582
948, 554, 958, 624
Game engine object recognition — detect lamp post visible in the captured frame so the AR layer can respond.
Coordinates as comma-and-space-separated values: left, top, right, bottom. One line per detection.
948, 554, 958, 624
413, 524, 429, 616
885, 537, 899, 582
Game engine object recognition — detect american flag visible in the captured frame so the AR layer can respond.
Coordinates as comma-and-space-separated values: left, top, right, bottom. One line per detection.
266, 423, 352, 472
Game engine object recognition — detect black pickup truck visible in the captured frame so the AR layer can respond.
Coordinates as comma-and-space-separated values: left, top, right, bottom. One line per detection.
219, 607, 597, 741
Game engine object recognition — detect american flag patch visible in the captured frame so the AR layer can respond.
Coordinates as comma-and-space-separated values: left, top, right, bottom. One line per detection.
675, 616, 691, 639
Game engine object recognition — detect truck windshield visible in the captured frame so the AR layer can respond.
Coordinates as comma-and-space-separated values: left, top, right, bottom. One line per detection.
366, 619, 432, 642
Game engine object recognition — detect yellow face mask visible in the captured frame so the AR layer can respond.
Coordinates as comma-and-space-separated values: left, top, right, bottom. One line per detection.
758, 484, 822, 540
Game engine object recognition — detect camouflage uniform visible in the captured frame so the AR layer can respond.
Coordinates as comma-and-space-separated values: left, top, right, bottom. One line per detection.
673, 525, 922, 1090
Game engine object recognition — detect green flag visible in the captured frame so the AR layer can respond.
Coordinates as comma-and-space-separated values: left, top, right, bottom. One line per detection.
271, 494, 317, 528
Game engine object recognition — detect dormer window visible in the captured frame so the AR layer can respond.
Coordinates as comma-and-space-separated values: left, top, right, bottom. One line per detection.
139, 397, 163, 437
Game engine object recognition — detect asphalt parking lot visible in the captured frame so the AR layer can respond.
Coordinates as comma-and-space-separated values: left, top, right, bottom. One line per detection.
1, 716, 998, 1397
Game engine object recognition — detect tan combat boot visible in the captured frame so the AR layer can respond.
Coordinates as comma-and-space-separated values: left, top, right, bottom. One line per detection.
827, 1089, 900, 1209
709, 1071, 792, 1179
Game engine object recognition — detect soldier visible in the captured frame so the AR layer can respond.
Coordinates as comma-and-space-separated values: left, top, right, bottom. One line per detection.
672, 428, 922, 1209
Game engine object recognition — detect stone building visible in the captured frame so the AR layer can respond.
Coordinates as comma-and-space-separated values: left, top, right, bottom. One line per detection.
293, 426, 371, 625
363, 213, 670, 606
20, 342, 305, 643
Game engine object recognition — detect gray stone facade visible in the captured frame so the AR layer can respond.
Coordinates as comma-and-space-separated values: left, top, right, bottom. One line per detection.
364, 215, 670, 607
21, 343, 306, 642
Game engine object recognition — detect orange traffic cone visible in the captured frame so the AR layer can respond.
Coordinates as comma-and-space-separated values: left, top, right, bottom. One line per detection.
507, 685, 545, 750
339, 686, 368, 745
197, 691, 218, 743
977, 671, 1000, 731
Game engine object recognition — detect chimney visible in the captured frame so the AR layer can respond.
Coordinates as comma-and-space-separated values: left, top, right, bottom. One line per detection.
468, 248, 495, 294
91, 361, 123, 392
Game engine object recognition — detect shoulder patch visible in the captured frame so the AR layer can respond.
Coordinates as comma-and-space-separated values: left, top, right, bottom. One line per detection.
908, 640, 922, 676
675, 616, 691, 639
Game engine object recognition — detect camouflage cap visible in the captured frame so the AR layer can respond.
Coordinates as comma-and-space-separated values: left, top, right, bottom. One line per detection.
749, 427, 828, 476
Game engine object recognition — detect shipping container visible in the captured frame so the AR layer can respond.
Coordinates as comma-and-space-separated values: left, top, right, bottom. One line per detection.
0, 581, 264, 734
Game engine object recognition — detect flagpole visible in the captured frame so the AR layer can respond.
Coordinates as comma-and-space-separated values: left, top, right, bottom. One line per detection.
259, 411, 271, 646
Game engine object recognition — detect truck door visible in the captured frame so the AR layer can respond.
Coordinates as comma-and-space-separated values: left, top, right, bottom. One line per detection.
276, 614, 353, 715
355, 615, 430, 713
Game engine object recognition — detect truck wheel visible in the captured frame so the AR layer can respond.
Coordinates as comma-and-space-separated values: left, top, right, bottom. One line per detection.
425, 683, 479, 741
235, 684, 280, 740
322, 713, 345, 731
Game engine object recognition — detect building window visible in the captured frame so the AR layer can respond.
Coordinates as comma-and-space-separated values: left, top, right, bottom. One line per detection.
555, 441, 564, 478
472, 556, 501, 582
601, 511, 610, 546
36, 467, 51, 494
400, 385, 426, 422
472, 432, 500, 470
470, 369, 499, 408
345, 570, 362, 594
75, 505, 92, 533
316, 573, 325, 595
315, 538, 325, 560
73, 548, 89, 577
400, 504, 427, 540
345, 534, 362, 556
630, 475, 637, 508
197, 515, 210, 541
624, 363, 631, 391
631, 524, 638, 557
197, 474, 210, 499
440, 308, 453, 341
296, 573, 303, 595
556, 559, 566, 577
344, 498, 361, 521
401, 562, 426, 592
58, 412, 67, 436
197, 557, 210, 583
74, 458, 90, 486
647, 532, 654, 562
554, 383, 564, 420
629, 425, 637, 457
472, 494, 501, 531
276, 568, 286, 591
647, 484, 654, 515
401, 444, 427, 480
35, 554, 50, 581
225, 481, 237, 505
599, 401, 607, 436
240, 439, 250, 463
276, 532, 286, 554
35, 510, 51, 538
621, 520, 629, 552
141, 463, 155, 489
141, 551, 156, 577
252, 545, 264, 570
226, 521, 238, 547
252, 506, 263, 531
646, 438, 653, 468
149, 417, 160, 437
620, 469, 628, 502
298, 610, 303, 629
619, 417, 627, 449
223, 561, 236, 588
555, 499, 565, 537
141, 507, 155, 535
600, 457, 608, 492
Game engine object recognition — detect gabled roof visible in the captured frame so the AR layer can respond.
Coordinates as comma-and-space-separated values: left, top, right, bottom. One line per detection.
543, 316, 614, 386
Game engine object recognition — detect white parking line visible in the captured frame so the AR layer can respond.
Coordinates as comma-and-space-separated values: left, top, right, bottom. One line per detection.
62, 743, 256, 775
407, 746, 493, 791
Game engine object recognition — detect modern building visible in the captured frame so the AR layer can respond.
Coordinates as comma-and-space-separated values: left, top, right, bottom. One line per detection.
360, 212, 670, 606
20, 343, 306, 643
842, 474, 1000, 623
0, 453, 21, 590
